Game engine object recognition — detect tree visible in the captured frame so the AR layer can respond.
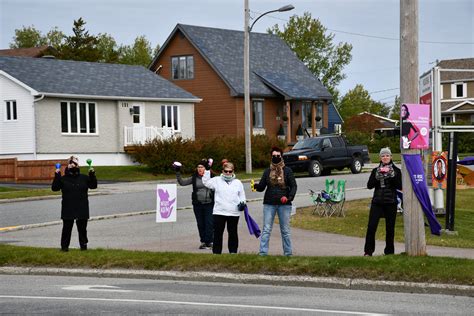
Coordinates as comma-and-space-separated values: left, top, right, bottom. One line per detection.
338, 84, 390, 120
118, 35, 153, 67
389, 95, 401, 121
97, 33, 120, 63
45, 27, 66, 47
59, 18, 101, 62
268, 12, 352, 99
10, 26, 46, 48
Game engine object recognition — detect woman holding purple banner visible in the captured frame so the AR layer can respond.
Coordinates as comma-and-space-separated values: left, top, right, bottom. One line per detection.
364, 147, 402, 256
52, 156, 97, 252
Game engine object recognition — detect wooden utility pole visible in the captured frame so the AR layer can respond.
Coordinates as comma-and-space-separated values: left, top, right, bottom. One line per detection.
400, 0, 426, 255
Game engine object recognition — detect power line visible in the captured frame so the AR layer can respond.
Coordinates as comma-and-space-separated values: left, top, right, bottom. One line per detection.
369, 88, 399, 94
252, 10, 474, 45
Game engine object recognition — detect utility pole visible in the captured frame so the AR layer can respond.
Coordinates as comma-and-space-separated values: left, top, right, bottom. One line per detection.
400, 0, 426, 255
244, 0, 252, 173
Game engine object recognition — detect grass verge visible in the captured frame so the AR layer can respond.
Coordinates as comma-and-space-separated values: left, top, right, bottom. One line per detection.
0, 244, 472, 285
0, 187, 59, 200
292, 189, 474, 248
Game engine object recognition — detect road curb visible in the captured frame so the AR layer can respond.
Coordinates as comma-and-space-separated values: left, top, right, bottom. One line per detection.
0, 266, 472, 297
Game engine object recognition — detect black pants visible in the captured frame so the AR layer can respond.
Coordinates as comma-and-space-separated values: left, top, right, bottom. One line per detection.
364, 203, 397, 255
61, 219, 88, 250
213, 215, 239, 254
193, 203, 214, 244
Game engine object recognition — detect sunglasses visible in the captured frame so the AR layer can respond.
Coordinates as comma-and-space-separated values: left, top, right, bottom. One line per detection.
272, 155, 281, 158
223, 169, 234, 174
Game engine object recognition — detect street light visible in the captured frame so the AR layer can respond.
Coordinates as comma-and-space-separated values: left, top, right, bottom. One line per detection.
244, 1, 294, 173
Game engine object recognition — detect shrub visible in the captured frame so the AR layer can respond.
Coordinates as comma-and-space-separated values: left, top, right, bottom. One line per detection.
129, 135, 286, 174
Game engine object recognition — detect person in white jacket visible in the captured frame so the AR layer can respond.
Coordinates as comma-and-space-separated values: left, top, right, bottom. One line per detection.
202, 161, 246, 254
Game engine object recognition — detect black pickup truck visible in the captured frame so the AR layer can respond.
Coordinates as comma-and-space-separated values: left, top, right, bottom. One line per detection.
282, 135, 370, 177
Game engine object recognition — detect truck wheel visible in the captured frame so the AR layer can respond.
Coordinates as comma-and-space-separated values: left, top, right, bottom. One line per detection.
308, 160, 323, 177
350, 157, 363, 174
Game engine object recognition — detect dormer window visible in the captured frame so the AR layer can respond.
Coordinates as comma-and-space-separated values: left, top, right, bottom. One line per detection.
171, 55, 194, 80
451, 82, 466, 98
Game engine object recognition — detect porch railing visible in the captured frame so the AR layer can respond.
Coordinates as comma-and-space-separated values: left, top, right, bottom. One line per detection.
124, 126, 175, 146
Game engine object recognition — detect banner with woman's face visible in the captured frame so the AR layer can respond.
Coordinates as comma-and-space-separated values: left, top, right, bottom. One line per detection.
400, 103, 430, 150
432, 151, 448, 189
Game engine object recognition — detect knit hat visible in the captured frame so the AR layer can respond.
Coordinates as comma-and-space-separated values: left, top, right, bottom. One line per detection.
379, 147, 392, 156
68, 156, 79, 167
196, 159, 207, 168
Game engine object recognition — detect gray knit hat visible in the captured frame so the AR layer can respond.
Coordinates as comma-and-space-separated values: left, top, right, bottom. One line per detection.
379, 147, 392, 156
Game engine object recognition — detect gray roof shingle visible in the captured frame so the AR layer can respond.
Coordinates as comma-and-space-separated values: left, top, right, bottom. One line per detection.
0, 56, 199, 101
438, 58, 474, 82
153, 24, 331, 100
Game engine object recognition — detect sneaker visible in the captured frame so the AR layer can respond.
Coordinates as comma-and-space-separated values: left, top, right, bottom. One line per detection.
364, 253, 372, 257
199, 243, 207, 249
205, 243, 213, 249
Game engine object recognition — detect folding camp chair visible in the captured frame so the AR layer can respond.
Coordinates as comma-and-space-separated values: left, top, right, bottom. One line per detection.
326, 180, 346, 217
309, 189, 331, 216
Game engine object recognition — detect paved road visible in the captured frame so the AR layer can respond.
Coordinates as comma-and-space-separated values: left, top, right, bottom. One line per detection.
1, 274, 472, 315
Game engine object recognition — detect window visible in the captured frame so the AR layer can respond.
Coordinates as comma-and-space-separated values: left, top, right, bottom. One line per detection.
61, 101, 97, 134
451, 82, 466, 98
161, 105, 179, 131
316, 102, 324, 128
171, 56, 194, 80
302, 102, 312, 128
330, 137, 343, 147
252, 100, 263, 128
132, 106, 140, 124
5, 100, 17, 121
322, 138, 332, 148
441, 115, 453, 125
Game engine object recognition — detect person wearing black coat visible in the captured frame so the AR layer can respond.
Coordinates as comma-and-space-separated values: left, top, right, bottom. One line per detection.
253, 147, 297, 256
364, 147, 402, 256
52, 156, 97, 251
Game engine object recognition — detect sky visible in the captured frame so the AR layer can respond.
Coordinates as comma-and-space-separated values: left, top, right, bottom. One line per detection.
1, 0, 473, 107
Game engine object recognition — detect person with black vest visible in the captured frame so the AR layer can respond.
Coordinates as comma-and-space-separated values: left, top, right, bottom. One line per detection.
253, 146, 297, 256
364, 147, 402, 256
52, 156, 97, 252
174, 159, 215, 250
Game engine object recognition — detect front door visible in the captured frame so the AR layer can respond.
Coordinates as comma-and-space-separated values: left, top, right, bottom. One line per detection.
131, 103, 145, 143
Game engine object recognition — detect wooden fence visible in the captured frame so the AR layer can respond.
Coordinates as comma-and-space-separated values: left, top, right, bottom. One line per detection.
0, 158, 67, 183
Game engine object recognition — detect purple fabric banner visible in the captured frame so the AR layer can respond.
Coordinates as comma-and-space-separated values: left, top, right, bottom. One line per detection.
244, 206, 261, 238
403, 154, 442, 235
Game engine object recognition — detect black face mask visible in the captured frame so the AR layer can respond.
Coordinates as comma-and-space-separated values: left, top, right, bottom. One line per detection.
272, 156, 282, 164
68, 167, 80, 175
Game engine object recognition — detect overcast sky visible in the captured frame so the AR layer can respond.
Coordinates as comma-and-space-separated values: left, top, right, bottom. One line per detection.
1, 0, 473, 106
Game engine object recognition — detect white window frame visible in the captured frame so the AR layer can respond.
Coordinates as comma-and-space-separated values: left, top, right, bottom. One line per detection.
451, 82, 467, 98
60, 101, 98, 135
252, 100, 264, 128
161, 105, 180, 132
4, 100, 17, 121
171, 55, 194, 80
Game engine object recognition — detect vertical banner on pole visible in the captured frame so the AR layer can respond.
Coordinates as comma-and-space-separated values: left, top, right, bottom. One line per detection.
432, 151, 448, 189
400, 103, 430, 150
156, 184, 177, 223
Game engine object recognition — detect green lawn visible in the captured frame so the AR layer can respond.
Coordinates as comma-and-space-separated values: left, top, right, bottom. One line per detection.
293, 189, 474, 248
0, 186, 59, 199
0, 244, 472, 285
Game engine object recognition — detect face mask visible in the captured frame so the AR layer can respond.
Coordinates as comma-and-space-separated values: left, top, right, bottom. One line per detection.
221, 174, 234, 182
68, 167, 79, 175
272, 156, 282, 164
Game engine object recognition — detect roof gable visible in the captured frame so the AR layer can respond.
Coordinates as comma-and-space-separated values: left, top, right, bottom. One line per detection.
0, 56, 199, 101
151, 24, 331, 100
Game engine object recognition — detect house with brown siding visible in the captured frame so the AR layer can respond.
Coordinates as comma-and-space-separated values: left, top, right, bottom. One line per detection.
437, 58, 474, 125
149, 24, 342, 143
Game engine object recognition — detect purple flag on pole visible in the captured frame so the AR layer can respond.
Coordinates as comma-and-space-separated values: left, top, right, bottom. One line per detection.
403, 154, 442, 235
244, 206, 261, 238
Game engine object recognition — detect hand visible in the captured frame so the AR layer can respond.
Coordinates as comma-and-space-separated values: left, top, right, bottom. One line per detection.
88, 168, 95, 176
203, 159, 211, 171
208, 158, 213, 168
172, 161, 182, 172
238, 201, 246, 212
280, 196, 288, 204
250, 179, 256, 192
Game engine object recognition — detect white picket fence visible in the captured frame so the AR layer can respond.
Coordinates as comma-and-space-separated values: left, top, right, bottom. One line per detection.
124, 126, 175, 146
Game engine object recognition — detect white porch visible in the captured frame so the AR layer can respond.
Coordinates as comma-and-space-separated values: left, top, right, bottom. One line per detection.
124, 126, 175, 146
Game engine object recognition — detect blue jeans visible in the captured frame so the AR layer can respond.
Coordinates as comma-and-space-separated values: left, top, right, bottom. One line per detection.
259, 204, 292, 256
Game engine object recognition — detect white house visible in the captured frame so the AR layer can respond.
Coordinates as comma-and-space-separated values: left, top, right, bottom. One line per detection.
0, 56, 201, 165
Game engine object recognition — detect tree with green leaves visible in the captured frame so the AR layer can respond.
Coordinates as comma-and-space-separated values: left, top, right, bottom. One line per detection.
59, 18, 101, 62
389, 95, 401, 121
268, 12, 352, 102
338, 84, 391, 120
97, 33, 120, 63
10, 26, 47, 48
118, 35, 153, 67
